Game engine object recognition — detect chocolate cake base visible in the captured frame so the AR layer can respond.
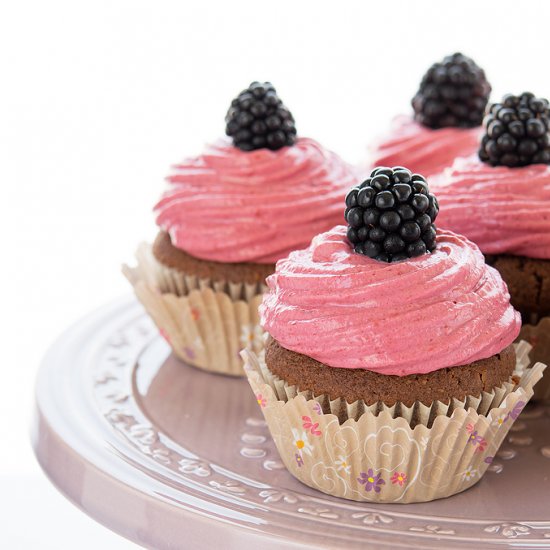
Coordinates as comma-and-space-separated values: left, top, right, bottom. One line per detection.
485, 254, 550, 322
265, 337, 516, 407
152, 231, 275, 286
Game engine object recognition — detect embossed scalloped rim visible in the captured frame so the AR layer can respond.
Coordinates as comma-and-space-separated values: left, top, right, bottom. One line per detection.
36, 300, 550, 546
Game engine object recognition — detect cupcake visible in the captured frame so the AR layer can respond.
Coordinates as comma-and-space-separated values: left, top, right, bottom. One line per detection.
367, 53, 491, 178
433, 92, 550, 398
124, 82, 357, 376
243, 166, 545, 504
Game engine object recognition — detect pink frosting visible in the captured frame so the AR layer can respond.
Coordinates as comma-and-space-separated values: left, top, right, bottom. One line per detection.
154, 137, 357, 264
260, 226, 520, 376
433, 155, 550, 259
369, 115, 481, 178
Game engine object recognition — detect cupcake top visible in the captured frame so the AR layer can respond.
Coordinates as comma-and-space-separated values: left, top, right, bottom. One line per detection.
154, 82, 357, 264
433, 92, 550, 259
260, 166, 520, 376
370, 53, 490, 178
155, 137, 356, 264
261, 226, 520, 376
434, 156, 550, 259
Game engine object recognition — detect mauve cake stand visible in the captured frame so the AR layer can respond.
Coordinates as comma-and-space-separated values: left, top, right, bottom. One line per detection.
32, 298, 550, 549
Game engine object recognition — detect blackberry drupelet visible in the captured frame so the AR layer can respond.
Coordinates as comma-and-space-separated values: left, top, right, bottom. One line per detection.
345, 167, 438, 262
225, 82, 297, 151
412, 53, 491, 129
478, 92, 550, 167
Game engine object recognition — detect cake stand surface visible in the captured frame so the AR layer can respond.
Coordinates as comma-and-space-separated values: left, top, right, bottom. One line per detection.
32, 298, 550, 549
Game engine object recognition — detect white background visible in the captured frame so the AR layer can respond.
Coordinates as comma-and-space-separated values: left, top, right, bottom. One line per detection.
3, 0, 550, 547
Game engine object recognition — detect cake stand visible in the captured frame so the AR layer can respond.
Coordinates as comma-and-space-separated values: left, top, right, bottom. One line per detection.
32, 298, 550, 549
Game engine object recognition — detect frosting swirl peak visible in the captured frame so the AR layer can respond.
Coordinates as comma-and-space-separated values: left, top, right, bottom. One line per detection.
260, 226, 520, 376
154, 137, 357, 264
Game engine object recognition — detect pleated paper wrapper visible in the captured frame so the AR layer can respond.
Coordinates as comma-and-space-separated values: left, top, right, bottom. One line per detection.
243, 342, 546, 503
123, 243, 267, 376
520, 317, 550, 400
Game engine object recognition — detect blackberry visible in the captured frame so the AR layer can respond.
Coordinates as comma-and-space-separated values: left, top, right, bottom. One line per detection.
478, 92, 550, 167
345, 167, 438, 263
412, 53, 491, 129
225, 81, 297, 151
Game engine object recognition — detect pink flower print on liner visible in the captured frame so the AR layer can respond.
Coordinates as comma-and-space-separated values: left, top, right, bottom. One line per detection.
466, 423, 488, 452
358, 469, 385, 493
476, 439, 487, 453
256, 394, 267, 408
183, 346, 196, 360
484, 456, 494, 464
190, 307, 200, 321
159, 328, 171, 344
301, 416, 321, 436
390, 472, 407, 487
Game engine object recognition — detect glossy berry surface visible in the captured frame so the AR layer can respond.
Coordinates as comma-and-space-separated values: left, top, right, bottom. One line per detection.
478, 92, 550, 167
225, 82, 297, 151
412, 52, 491, 129
345, 167, 438, 262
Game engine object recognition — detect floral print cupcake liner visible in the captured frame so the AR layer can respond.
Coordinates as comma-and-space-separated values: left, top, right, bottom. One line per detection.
243, 344, 545, 503
520, 317, 550, 400
123, 244, 265, 376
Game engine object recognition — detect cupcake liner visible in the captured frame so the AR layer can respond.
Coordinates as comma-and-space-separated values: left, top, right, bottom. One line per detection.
253, 341, 532, 428
131, 242, 267, 301
520, 316, 550, 400
123, 243, 266, 376
243, 343, 545, 503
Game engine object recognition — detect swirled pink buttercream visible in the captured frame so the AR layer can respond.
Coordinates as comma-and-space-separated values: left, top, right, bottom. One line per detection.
433, 155, 550, 259
154, 137, 357, 264
369, 115, 481, 178
260, 226, 520, 376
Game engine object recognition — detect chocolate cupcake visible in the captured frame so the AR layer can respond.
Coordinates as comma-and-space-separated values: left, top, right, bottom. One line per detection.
243, 166, 545, 503
433, 92, 550, 397
367, 53, 491, 178
124, 82, 357, 376
265, 337, 516, 407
